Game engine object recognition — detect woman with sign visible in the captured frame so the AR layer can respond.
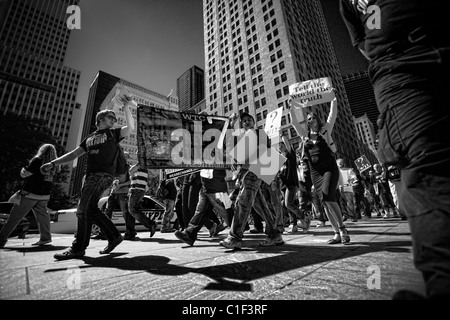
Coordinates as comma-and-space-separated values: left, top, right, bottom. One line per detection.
289, 93, 350, 244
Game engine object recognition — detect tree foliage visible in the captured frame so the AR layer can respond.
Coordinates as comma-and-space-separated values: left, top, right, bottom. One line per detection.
0, 113, 70, 209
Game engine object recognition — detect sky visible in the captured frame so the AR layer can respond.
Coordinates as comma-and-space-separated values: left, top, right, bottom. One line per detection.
63, 0, 367, 148
65, 0, 205, 112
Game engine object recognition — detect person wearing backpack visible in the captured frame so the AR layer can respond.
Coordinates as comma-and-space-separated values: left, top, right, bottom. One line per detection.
41, 96, 136, 260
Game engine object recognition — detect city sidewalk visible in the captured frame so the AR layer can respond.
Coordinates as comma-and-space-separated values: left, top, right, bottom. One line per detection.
0, 217, 425, 301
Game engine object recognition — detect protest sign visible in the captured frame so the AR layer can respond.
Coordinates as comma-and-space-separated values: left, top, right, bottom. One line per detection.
165, 168, 202, 180
137, 105, 230, 169
289, 77, 335, 108
264, 107, 283, 140
355, 155, 372, 173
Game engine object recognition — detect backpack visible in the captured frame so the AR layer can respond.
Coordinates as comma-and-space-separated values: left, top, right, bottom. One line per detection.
156, 181, 169, 199
109, 130, 128, 177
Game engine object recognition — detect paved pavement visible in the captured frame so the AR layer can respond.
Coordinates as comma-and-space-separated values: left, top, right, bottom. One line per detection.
0, 217, 425, 302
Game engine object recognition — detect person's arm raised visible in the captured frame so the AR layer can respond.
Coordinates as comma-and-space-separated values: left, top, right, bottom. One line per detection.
120, 96, 136, 139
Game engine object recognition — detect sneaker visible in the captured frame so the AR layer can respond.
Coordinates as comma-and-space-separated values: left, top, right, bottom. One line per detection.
383, 213, 390, 219
351, 218, 358, 222
287, 224, 298, 234
209, 222, 218, 238
123, 234, 137, 241
149, 222, 157, 238
91, 234, 107, 240
174, 230, 194, 246
161, 228, 175, 233
32, 240, 52, 246
219, 236, 242, 250
54, 248, 85, 261
259, 235, 284, 247
316, 221, 326, 228
214, 223, 227, 237
249, 228, 264, 234
302, 217, 311, 232
99, 235, 123, 254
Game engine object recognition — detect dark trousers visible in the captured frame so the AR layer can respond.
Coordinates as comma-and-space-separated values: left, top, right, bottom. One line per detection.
73, 173, 120, 252
370, 43, 450, 299
354, 191, 371, 217
105, 193, 135, 237
127, 189, 155, 234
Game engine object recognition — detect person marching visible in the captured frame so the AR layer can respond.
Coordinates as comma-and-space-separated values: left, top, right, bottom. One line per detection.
41, 96, 136, 260
289, 93, 350, 244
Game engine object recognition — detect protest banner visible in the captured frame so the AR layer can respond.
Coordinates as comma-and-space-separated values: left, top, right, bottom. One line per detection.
289, 77, 335, 108
355, 155, 372, 173
165, 168, 202, 180
137, 105, 230, 170
264, 107, 283, 140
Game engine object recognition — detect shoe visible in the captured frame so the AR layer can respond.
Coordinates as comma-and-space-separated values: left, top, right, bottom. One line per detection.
259, 235, 284, 247
327, 238, 341, 244
383, 213, 389, 219
161, 228, 175, 233
54, 248, 85, 260
340, 227, 350, 244
123, 234, 137, 241
401, 216, 408, 221
392, 289, 426, 300
99, 235, 123, 254
149, 222, 157, 238
175, 230, 194, 246
377, 212, 382, 217
32, 240, 52, 246
249, 228, 264, 234
209, 222, 218, 237
316, 221, 326, 228
287, 224, 298, 234
91, 234, 106, 240
214, 223, 227, 237
351, 218, 358, 222
301, 217, 311, 232
220, 236, 242, 250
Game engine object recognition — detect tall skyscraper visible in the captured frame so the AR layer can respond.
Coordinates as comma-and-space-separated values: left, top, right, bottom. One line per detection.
0, 0, 81, 149
203, 0, 365, 164
354, 114, 377, 151
177, 65, 205, 112
71, 70, 179, 196
343, 70, 379, 132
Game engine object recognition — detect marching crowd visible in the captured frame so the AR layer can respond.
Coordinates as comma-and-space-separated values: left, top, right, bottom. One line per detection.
0, 0, 449, 300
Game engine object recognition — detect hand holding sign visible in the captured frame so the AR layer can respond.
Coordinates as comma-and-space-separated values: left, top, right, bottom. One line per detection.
264, 107, 283, 140
290, 77, 335, 108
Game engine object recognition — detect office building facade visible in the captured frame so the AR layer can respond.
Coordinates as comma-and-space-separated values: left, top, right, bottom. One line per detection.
0, 0, 81, 149
71, 70, 179, 196
177, 65, 205, 112
354, 113, 377, 151
343, 70, 379, 132
202, 0, 364, 164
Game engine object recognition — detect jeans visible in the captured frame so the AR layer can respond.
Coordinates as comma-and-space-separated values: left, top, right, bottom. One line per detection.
185, 190, 230, 240
341, 191, 356, 220
285, 185, 305, 225
0, 197, 51, 243
72, 173, 121, 252
354, 191, 371, 217
105, 193, 135, 237
229, 171, 281, 241
162, 199, 175, 231
128, 189, 155, 234
369, 43, 450, 298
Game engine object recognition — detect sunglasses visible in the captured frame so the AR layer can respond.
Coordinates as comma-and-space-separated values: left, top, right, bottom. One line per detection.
307, 117, 316, 123
107, 115, 117, 122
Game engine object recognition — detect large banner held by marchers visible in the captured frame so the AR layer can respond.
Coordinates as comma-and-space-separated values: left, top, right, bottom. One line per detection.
137, 105, 230, 170
289, 77, 335, 108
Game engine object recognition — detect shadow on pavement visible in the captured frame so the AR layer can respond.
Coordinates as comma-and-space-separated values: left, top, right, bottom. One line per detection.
43, 240, 412, 292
